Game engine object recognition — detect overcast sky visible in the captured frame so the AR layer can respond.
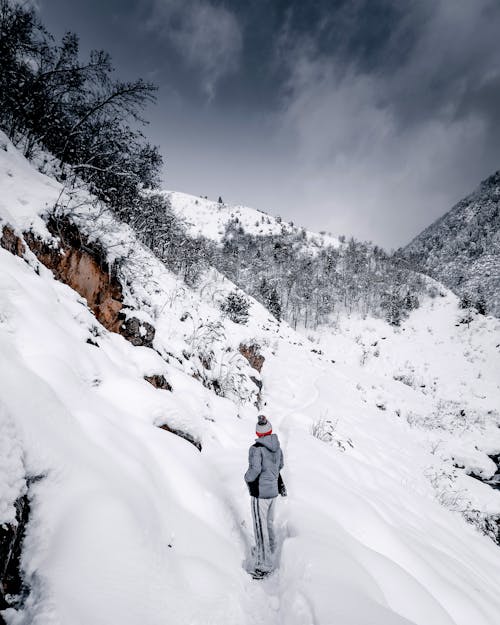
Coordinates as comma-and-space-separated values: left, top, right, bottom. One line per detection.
38, 0, 500, 248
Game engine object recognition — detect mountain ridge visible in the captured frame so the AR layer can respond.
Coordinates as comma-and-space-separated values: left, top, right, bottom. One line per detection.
402, 169, 500, 316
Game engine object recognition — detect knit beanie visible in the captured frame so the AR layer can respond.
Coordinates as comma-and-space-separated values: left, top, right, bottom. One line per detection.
256, 415, 272, 438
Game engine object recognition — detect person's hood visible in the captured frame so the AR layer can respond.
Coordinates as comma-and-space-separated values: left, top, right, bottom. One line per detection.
255, 433, 280, 452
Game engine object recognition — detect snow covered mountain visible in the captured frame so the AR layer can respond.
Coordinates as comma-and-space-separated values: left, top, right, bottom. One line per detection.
166, 190, 340, 248
166, 190, 428, 330
403, 170, 500, 316
1, 132, 500, 625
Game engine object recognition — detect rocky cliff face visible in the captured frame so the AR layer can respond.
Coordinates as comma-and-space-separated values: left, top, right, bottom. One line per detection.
0, 218, 157, 347
27, 217, 124, 332
403, 171, 500, 316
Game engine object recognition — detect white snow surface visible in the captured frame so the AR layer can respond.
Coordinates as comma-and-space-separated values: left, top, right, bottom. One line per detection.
1, 132, 500, 624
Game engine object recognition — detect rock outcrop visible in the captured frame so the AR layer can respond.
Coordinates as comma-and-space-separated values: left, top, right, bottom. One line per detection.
239, 343, 265, 373
0, 477, 42, 619
0, 226, 25, 257
158, 423, 201, 451
144, 374, 172, 391
1, 219, 124, 333
120, 316, 155, 348
1, 219, 157, 348
27, 217, 124, 332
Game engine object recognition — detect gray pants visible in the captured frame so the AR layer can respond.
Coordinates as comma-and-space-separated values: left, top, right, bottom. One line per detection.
251, 496, 276, 571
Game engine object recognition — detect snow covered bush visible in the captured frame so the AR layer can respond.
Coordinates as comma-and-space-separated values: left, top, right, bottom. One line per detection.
462, 509, 500, 545
185, 317, 225, 363
406, 401, 486, 433
426, 466, 500, 545
210, 353, 255, 405
393, 371, 415, 387
311, 418, 337, 443
426, 467, 468, 511
220, 291, 250, 324
180, 316, 256, 404
310, 418, 353, 452
392, 361, 425, 390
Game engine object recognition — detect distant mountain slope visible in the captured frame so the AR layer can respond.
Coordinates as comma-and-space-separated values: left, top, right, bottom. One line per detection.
166, 190, 340, 248
403, 171, 500, 316
166, 190, 428, 329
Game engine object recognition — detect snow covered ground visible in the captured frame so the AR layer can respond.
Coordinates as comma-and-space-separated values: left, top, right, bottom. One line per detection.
1, 133, 500, 625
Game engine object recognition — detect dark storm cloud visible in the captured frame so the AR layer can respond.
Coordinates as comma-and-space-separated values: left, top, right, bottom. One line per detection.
272, 0, 500, 246
142, 0, 243, 101
37, 0, 500, 247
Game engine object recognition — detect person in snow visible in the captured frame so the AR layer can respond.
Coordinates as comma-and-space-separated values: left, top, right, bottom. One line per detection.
244, 415, 285, 576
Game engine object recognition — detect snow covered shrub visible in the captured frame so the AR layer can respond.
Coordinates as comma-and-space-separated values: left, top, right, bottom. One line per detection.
182, 317, 256, 404
186, 317, 225, 362
426, 467, 500, 545
393, 361, 421, 389
210, 354, 255, 404
462, 509, 500, 545
311, 418, 337, 443
220, 291, 250, 324
406, 401, 486, 432
393, 372, 414, 387
426, 466, 469, 511
310, 418, 353, 452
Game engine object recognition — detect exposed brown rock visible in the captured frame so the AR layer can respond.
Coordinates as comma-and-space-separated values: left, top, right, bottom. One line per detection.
23, 216, 124, 333
158, 424, 201, 451
144, 374, 172, 391
0, 225, 25, 257
1, 218, 161, 349
239, 342, 265, 372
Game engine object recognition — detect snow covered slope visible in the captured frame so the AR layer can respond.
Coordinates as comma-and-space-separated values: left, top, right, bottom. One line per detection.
166, 189, 340, 248
2, 133, 500, 625
403, 170, 500, 317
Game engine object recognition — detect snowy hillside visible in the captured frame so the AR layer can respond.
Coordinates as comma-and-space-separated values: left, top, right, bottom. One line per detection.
166, 190, 427, 331
166, 190, 340, 248
403, 170, 500, 317
2, 134, 500, 625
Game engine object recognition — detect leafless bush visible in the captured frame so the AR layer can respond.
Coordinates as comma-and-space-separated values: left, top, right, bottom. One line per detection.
426, 466, 500, 545
310, 417, 354, 452
406, 400, 486, 432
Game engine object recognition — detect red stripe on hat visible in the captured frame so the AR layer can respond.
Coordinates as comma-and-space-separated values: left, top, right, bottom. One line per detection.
256, 428, 272, 437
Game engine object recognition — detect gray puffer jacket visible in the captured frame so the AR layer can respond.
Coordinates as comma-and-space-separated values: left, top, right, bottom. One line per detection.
244, 434, 284, 499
